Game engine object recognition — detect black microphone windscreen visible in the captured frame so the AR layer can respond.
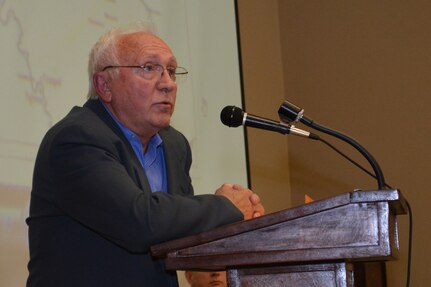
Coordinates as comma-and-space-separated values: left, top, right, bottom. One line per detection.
220, 106, 243, 127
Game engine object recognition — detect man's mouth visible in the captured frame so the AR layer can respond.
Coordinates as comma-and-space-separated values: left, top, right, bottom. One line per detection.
154, 102, 173, 112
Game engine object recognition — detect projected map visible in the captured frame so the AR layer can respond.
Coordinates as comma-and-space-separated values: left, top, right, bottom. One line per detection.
0, 1, 245, 286
0, 0, 162, 186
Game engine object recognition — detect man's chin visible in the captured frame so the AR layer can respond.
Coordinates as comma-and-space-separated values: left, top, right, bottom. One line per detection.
160, 120, 171, 129
154, 116, 171, 129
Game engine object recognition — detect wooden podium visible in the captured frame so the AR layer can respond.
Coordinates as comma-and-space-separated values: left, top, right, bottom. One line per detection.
151, 190, 407, 286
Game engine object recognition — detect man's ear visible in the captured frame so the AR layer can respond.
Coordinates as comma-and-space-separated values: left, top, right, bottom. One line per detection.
93, 72, 112, 102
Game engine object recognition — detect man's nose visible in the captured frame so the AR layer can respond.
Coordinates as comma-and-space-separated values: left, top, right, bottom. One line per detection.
158, 70, 176, 90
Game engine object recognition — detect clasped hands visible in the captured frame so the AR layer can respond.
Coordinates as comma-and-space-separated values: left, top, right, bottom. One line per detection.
215, 183, 265, 220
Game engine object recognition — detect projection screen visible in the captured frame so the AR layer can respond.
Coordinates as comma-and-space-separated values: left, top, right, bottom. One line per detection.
0, 1, 247, 286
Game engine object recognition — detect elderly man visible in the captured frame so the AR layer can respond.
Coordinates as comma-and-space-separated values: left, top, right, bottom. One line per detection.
185, 271, 227, 287
26, 25, 264, 287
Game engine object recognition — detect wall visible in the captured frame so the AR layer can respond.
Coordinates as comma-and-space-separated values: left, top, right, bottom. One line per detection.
238, 0, 431, 286
236, 0, 292, 214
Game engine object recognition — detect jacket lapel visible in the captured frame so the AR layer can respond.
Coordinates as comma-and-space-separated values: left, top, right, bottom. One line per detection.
159, 128, 190, 196
84, 99, 152, 192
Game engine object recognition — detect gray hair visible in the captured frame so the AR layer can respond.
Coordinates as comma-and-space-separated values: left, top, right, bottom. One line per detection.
87, 22, 156, 99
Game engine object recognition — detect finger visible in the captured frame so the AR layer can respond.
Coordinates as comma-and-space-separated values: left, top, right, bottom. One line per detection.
249, 194, 261, 205
254, 204, 265, 216
232, 184, 244, 190
252, 211, 261, 218
222, 183, 234, 189
215, 183, 234, 195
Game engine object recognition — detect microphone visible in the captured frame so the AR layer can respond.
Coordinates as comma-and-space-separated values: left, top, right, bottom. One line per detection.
220, 106, 318, 139
278, 100, 313, 126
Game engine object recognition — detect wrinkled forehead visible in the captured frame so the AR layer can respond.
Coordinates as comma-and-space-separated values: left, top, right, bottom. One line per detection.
117, 32, 176, 64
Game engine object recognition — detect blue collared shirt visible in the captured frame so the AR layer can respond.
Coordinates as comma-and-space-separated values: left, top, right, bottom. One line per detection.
101, 101, 167, 193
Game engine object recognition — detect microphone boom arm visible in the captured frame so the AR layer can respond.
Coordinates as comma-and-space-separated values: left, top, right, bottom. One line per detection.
311, 121, 385, 190
278, 101, 386, 190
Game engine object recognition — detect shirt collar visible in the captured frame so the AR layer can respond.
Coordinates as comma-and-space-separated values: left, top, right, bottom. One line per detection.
100, 100, 163, 148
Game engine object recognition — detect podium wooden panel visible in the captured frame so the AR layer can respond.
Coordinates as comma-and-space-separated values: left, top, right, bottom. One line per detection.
152, 190, 406, 286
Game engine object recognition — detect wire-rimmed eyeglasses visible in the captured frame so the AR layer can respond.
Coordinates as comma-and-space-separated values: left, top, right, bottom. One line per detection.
102, 62, 188, 82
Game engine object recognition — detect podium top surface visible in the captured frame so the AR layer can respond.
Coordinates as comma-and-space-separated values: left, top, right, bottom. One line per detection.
151, 190, 406, 258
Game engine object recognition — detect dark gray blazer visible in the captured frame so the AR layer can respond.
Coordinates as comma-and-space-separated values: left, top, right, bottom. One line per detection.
26, 99, 242, 287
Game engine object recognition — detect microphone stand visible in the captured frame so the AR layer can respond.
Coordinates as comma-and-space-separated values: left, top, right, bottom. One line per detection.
278, 101, 415, 287
279, 101, 386, 190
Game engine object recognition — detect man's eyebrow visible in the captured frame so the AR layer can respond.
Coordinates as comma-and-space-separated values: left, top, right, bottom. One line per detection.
140, 55, 178, 66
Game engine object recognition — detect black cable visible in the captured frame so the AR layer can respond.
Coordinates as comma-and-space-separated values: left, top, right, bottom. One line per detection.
318, 137, 383, 186
405, 199, 412, 287
309, 121, 385, 190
